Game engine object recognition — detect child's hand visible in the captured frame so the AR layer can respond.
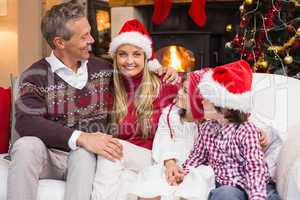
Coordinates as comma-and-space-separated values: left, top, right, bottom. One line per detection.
164, 159, 185, 186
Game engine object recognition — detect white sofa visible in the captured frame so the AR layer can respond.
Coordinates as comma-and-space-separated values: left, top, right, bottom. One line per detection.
0, 73, 300, 200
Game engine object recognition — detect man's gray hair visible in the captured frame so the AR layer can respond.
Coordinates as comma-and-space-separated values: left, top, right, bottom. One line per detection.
41, 1, 85, 49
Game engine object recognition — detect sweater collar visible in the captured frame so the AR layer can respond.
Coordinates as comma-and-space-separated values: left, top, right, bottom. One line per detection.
121, 71, 143, 92
46, 51, 88, 74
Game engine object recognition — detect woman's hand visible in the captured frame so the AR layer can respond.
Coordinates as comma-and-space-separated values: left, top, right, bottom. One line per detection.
164, 159, 185, 186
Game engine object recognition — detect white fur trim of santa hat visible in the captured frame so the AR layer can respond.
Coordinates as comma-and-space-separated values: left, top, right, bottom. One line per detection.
109, 31, 152, 59
198, 70, 252, 113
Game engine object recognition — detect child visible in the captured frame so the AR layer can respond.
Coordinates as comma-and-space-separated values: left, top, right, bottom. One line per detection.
129, 70, 216, 200
131, 60, 281, 200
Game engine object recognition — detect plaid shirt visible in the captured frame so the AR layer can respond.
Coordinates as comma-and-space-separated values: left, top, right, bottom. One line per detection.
182, 120, 269, 200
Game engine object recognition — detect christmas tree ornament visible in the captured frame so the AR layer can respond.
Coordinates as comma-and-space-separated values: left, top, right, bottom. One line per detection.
226, 24, 233, 32
297, 27, 300, 36
246, 52, 254, 61
240, 5, 245, 13
244, 0, 253, 6
287, 24, 295, 33
260, 60, 268, 69
240, 17, 247, 28
225, 42, 233, 49
255, 57, 268, 69
233, 34, 242, 45
293, 41, 300, 49
284, 55, 293, 64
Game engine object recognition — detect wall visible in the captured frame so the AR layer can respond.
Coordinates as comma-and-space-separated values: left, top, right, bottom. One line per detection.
0, 0, 45, 87
0, 0, 88, 87
111, 7, 145, 38
0, 0, 18, 88
18, 0, 43, 74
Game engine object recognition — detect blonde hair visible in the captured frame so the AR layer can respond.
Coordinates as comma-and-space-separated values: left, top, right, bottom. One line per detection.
111, 57, 161, 138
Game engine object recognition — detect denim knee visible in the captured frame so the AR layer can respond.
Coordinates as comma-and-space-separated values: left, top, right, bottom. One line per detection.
208, 185, 247, 200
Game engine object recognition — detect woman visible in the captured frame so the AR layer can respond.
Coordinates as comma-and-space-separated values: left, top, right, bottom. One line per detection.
91, 19, 181, 200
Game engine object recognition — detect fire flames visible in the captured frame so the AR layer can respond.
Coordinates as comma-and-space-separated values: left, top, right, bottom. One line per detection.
160, 45, 195, 72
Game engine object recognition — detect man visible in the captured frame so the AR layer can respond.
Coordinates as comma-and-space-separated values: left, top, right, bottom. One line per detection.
7, 1, 177, 200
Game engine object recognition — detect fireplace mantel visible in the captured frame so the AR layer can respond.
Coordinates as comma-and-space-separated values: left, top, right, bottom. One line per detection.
109, 0, 242, 7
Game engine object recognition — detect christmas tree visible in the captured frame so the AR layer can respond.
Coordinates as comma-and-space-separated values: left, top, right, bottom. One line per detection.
225, 0, 300, 78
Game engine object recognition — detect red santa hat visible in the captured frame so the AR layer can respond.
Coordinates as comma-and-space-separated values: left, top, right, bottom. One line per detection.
109, 19, 161, 71
197, 60, 253, 113
187, 68, 209, 120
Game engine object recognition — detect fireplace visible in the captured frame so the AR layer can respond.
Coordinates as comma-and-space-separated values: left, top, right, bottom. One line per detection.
106, 0, 241, 71
144, 2, 241, 70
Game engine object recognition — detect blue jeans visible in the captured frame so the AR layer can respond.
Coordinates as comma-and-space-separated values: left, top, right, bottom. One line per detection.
208, 182, 281, 200
208, 185, 247, 200
267, 181, 281, 200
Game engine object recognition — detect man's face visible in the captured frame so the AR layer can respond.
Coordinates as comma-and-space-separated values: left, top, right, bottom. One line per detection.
63, 17, 94, 61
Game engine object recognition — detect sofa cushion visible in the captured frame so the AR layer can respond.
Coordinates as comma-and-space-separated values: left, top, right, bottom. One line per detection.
251, 73, 300, 137
0, 158, 9, 200
0, 156, 65, 200
277, 123, 300, 199
37, 180, 65, 200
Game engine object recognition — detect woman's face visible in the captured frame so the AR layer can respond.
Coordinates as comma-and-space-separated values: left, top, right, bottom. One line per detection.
116, 44, 146, 77
176, 80, 189, 110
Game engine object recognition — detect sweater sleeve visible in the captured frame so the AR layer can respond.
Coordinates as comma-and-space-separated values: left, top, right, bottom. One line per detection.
152, 106, 180, 164
15, 77, 73, 151
182, 121, 209, 173
240, 122, 269, 200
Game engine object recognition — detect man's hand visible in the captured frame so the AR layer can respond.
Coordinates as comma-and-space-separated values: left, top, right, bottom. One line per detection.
77, 132, 123, 161
155, 67, 180, 84
164, 159, 184, 186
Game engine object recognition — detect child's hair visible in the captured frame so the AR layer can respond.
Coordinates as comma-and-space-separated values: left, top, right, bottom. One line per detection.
214, 106, 248, 124
178, 73, 188, 122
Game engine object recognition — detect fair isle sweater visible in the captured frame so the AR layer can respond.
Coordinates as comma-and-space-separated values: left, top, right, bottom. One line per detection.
15, 57, 113, 151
